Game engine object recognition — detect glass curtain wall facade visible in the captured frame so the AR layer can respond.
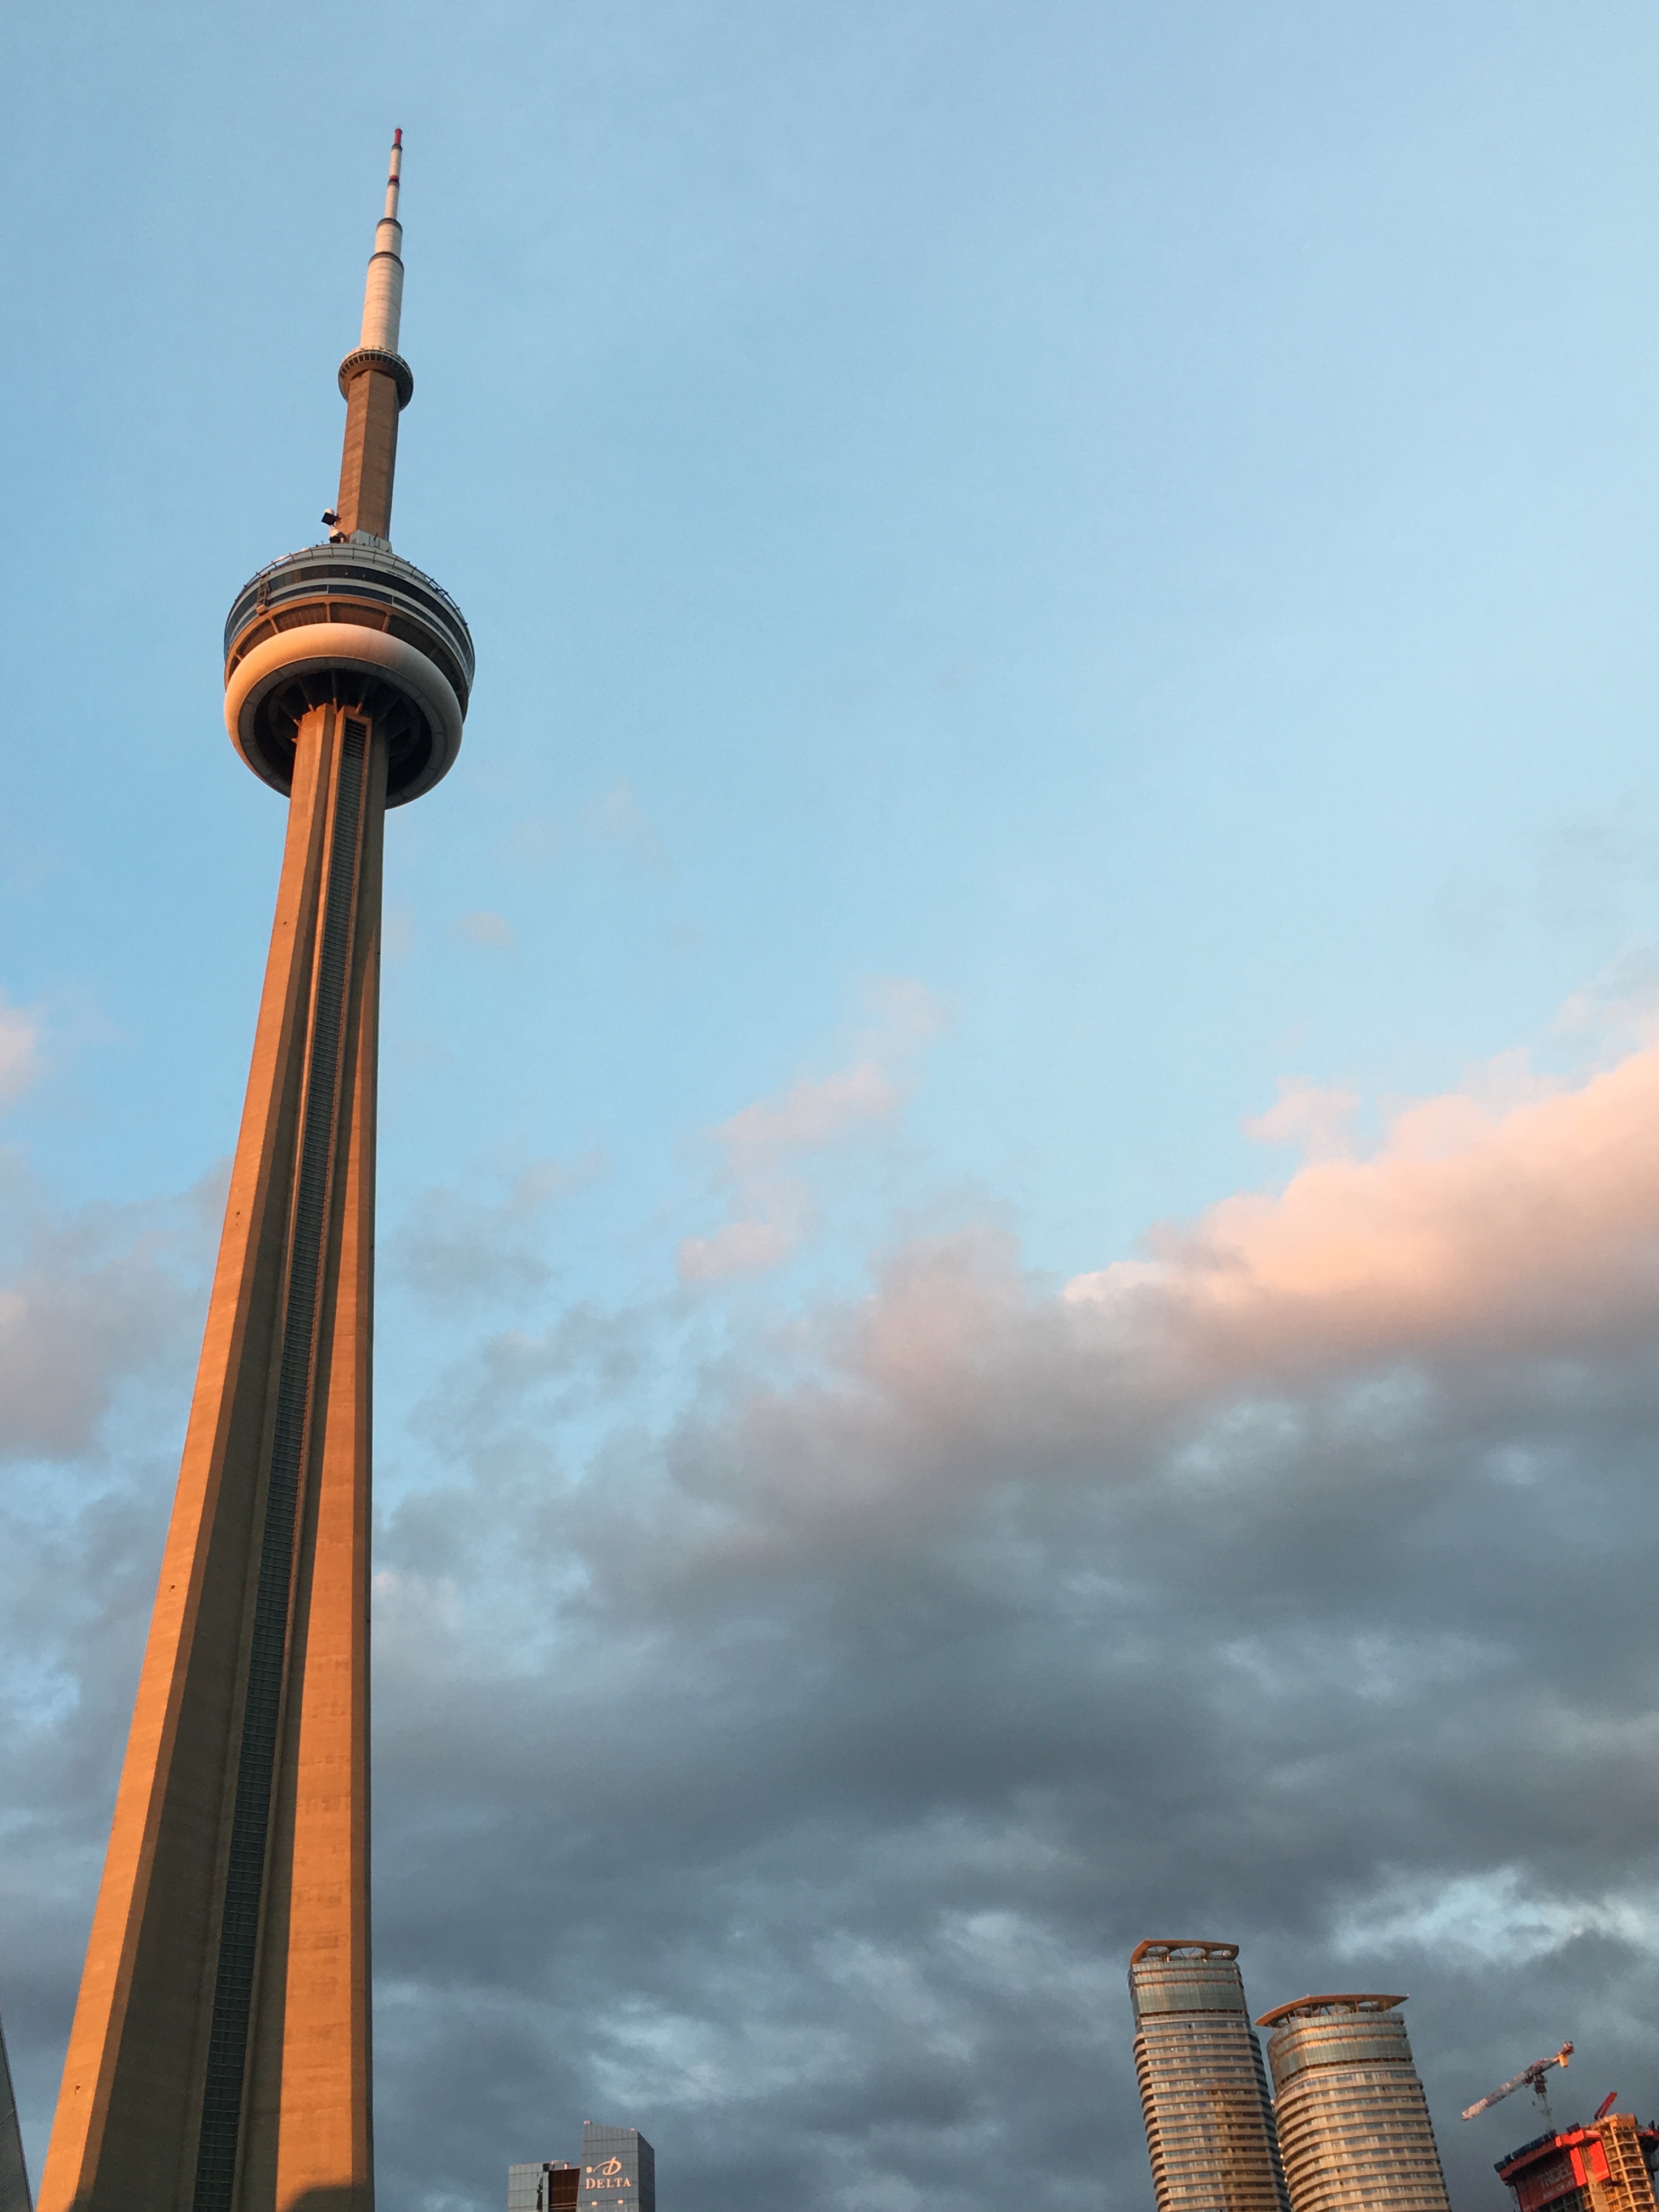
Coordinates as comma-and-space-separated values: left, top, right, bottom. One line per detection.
1257, 1996, 1449, 2212
507, 2164, 579, 2212
578, 2125, 656, 2212
1130, 1940, 1291, 2212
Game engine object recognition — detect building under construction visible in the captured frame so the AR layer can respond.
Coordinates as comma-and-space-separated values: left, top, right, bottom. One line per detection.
1498, 2116, 1659, 2212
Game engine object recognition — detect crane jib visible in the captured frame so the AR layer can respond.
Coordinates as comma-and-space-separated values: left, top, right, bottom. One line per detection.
1462, 2043, 1574, 2122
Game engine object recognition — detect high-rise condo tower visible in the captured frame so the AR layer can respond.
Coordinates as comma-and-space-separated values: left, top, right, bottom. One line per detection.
1257, 1996, 1450, 2212
1129, 1940, 1291, 2212
38, 133, 473, 2212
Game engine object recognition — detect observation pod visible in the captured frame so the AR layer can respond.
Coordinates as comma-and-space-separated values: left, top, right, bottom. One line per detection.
223, 542, 473, 806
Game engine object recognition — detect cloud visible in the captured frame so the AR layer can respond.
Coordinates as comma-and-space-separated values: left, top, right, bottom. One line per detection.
1243, 1075, 1361, 1161
453, 910, 518, 952
676, 985, 947, 1286
716, 1061, 900, 1175
13, 1013, 1659, 2212
0, 1159, 221, 2174
0, 995, 42, 1104
503, 814, 565, 873
359, 1017, 1659, 2212
677, 1211, 804, 1284
1068, 1042, 1659, 1367
585, 780, 671, 878
0, 1161, 211, 1463
677, 1061, 900, 1284
390, 1154, 603, 1311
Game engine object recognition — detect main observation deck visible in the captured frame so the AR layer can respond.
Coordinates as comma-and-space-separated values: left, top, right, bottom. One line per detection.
223, 541, 475, 806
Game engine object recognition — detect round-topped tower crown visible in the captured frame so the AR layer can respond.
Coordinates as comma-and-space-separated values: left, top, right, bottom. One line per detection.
222, 128, 472, 806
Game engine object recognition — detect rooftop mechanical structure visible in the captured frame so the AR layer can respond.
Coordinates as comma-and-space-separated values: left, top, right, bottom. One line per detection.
37, 134, 471, 2212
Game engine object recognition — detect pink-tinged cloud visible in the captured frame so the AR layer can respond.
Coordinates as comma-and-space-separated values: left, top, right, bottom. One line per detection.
636, 1035, 1659, 1570
677, 1051, 910, 1284
1067, 1043, 1659, 1368
715, 1060, 899, 1175
1242, 1076, 1361, 1161
678, 1215, 803, 1283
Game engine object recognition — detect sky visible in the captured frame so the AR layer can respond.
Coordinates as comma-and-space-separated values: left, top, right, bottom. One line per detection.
4, 3, 1659, 2209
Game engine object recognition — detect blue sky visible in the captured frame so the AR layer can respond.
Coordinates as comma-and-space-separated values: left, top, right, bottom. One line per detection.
5, 6, 1659, 2211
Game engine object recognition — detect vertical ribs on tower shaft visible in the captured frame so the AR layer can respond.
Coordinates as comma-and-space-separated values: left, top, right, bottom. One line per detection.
37, 131, 468, 2212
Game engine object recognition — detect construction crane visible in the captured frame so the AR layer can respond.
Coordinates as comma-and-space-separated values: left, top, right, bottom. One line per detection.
1463, 2043, 1575, 2123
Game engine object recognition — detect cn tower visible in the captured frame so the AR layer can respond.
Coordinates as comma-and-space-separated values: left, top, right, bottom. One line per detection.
39, 134, 472, 2212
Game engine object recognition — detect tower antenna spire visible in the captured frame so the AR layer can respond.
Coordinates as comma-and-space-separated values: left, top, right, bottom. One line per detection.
331, 128, 414, 546
360, 127, 404, 353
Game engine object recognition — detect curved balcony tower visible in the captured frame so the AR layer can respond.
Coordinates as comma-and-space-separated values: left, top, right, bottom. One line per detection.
38, 133, 471, 2212
1257, 1996, 1451, 2212
1129, 1939, 1291, 2212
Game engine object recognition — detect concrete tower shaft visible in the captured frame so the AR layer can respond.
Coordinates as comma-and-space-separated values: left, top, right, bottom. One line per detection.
38, 136, 470, 2212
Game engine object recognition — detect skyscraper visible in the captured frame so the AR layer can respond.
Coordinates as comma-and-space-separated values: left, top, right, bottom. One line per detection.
37, 132, 472, 2212
578, 2124, 656, 2212
1256, 1996, 1450, 2212
1, 2001, 30, 2212
1129, 1940, 1291, 2212
508, 2162, 581, 2212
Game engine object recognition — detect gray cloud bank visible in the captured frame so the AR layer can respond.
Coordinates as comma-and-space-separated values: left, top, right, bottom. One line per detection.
5, 1046, 1659, 2212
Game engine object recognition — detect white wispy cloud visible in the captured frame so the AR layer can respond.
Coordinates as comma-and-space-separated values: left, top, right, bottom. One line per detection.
452, 910, 518, 952
678, 984, 946, 1284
